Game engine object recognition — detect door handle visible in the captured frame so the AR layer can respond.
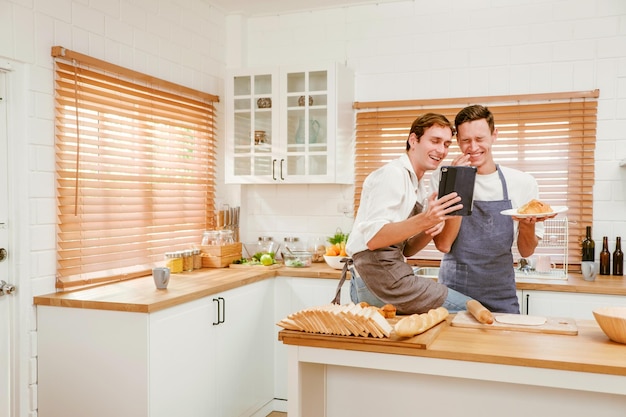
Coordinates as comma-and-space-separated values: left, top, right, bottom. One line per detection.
0, 248, 6, 262
212, 296, 225, 325
0, 280, 16, 296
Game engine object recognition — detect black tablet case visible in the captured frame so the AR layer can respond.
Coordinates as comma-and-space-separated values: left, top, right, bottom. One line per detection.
438, 166, 477, 216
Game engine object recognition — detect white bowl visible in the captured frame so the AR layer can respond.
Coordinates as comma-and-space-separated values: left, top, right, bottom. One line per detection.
593, 306, 626, 344
324, 255, 347, 270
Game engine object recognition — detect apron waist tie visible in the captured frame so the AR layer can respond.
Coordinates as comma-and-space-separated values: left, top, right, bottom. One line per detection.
331, 257, 353, 304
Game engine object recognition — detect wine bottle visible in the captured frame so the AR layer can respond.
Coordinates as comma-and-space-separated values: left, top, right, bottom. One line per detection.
599, 236, 610, 275
581, 226, 595, 261
613, 236, 623, 276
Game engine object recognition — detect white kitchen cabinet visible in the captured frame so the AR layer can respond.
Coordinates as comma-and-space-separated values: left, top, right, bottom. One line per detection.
225, 63, 354, 184
521, 290, 626, 319
273, 276, 351, 402
37, 280, 274, 417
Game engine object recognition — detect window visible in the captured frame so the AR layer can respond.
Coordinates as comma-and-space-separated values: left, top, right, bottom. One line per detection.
353, 91, 598, 265
53, 46, 219, 289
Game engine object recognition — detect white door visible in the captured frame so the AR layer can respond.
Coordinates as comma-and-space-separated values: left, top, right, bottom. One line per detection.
0, 68, 13, 417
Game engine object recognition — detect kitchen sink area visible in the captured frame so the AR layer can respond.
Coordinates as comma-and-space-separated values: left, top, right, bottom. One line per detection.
413, 266, 568, 281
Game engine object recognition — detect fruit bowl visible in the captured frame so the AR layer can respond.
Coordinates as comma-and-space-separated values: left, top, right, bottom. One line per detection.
593, 306, 626, 344
324, 255, 347, 270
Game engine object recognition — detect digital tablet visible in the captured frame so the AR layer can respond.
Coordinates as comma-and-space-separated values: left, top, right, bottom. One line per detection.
437, 166, 477, 216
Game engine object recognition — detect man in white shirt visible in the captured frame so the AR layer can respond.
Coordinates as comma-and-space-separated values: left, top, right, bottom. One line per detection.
343, 113, 473, 315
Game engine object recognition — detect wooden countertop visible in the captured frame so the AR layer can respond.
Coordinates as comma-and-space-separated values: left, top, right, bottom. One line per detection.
33, 263, 626, 313
278, 317, 626, 377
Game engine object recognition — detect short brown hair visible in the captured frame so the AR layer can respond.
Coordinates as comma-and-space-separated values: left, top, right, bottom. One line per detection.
405, 113, 455, 151
454, 104, 495, 134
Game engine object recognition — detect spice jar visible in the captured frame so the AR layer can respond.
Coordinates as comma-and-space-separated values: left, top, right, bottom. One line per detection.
193, 248, 202, 270
165, 252, 183, 273
182, 250, 194, 272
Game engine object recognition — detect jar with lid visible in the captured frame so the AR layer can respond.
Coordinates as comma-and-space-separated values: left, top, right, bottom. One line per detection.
202, 230, 220, 246
219, 229, 234, 245
182, 250, 194, 272
308, 237, 326, 263
165, 251, 183, 273
192, 248, 202, 270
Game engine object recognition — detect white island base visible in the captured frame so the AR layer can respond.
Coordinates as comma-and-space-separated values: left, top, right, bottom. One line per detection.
284, 337, 626, 417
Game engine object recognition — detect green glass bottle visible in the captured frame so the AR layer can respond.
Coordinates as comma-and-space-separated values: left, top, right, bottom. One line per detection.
581, 226, 595, 262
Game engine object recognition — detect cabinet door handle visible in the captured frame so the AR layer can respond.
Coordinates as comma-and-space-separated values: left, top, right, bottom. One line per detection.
280, 158, 285, 180
219, 296, 225, 324
272, 159, 277, 181
213, 297, 225, 325
213, 298, 220, 325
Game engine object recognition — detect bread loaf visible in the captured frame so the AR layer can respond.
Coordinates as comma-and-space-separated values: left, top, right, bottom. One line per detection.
393, 307, 449, 338
378, 304, 397, 318
517, 199, 552, 214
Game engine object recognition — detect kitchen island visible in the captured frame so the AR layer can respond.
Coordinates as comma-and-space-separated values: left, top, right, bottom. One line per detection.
279, 318, 626, 417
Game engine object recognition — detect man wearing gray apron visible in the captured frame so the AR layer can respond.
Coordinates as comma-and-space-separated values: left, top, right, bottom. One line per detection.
339, 113, 474, 315
438, 166, 518, 313
433, 105, 549, 314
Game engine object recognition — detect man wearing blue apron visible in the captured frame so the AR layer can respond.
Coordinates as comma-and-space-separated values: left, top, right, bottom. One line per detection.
432, 105, 552, 313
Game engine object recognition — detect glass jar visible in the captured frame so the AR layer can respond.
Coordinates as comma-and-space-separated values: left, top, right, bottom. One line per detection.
165, 251, 183, 273
219, 230, 234, 245
308, 237, 326, 263
202, 230, 220, 246
193, 248, 202, 270
182, 250, 194, 272
284, 236, 302, 252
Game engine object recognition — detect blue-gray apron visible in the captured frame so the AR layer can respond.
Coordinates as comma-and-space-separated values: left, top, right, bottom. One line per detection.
438, 166, 519, 313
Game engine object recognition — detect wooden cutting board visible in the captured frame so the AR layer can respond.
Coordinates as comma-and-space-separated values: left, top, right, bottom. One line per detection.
451, 311, 578, 336
228, 263, 282, 270
278, 316, 448, 349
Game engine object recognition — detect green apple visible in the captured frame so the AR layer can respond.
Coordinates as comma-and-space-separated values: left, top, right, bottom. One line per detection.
260, 253, 273, 266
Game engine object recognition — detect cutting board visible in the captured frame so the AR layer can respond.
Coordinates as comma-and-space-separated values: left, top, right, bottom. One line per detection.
451, 311, 578, 336
278, 316, 448, 349
228, 263, 282, 270
386, 316, 448, 348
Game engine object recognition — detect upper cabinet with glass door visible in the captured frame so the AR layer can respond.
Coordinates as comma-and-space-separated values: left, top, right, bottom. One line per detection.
225, 64, 354, 184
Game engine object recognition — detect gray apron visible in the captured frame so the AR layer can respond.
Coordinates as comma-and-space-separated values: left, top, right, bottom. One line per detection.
333, 200, 448, 315
439, 166, 519, 313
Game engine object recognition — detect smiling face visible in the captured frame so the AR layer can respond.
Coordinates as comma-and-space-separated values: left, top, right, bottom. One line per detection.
456, 118, 498, 175
408, 124, 453, 179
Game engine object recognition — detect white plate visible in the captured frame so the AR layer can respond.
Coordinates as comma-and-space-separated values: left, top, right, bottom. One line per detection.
500, 206, 568, 218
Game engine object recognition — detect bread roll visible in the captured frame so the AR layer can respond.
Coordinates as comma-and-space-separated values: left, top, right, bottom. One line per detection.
379, 304, 397, 318
393, 307, 449, 338
517, 199, 553, 214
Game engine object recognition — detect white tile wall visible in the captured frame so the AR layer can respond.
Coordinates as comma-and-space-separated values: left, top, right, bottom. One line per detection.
1, 0, 625, 415
238, 0, 626, 247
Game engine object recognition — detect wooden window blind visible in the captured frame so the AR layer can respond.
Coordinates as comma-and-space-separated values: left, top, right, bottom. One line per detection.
52, 46, 219, 289
353, 90, 598, 265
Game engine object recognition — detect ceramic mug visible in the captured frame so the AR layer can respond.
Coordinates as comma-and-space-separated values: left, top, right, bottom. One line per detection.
581, 261, 597, 281
153, 267, 170, 289
535, 255, 556, 273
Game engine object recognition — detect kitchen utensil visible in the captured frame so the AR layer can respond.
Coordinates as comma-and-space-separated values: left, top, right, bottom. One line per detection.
593, 306, 626, 344
451, 311, 578, 335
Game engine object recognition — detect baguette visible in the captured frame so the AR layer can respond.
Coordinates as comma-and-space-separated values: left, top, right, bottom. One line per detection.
466, 299, 494, 325
393, 307, 449, 338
